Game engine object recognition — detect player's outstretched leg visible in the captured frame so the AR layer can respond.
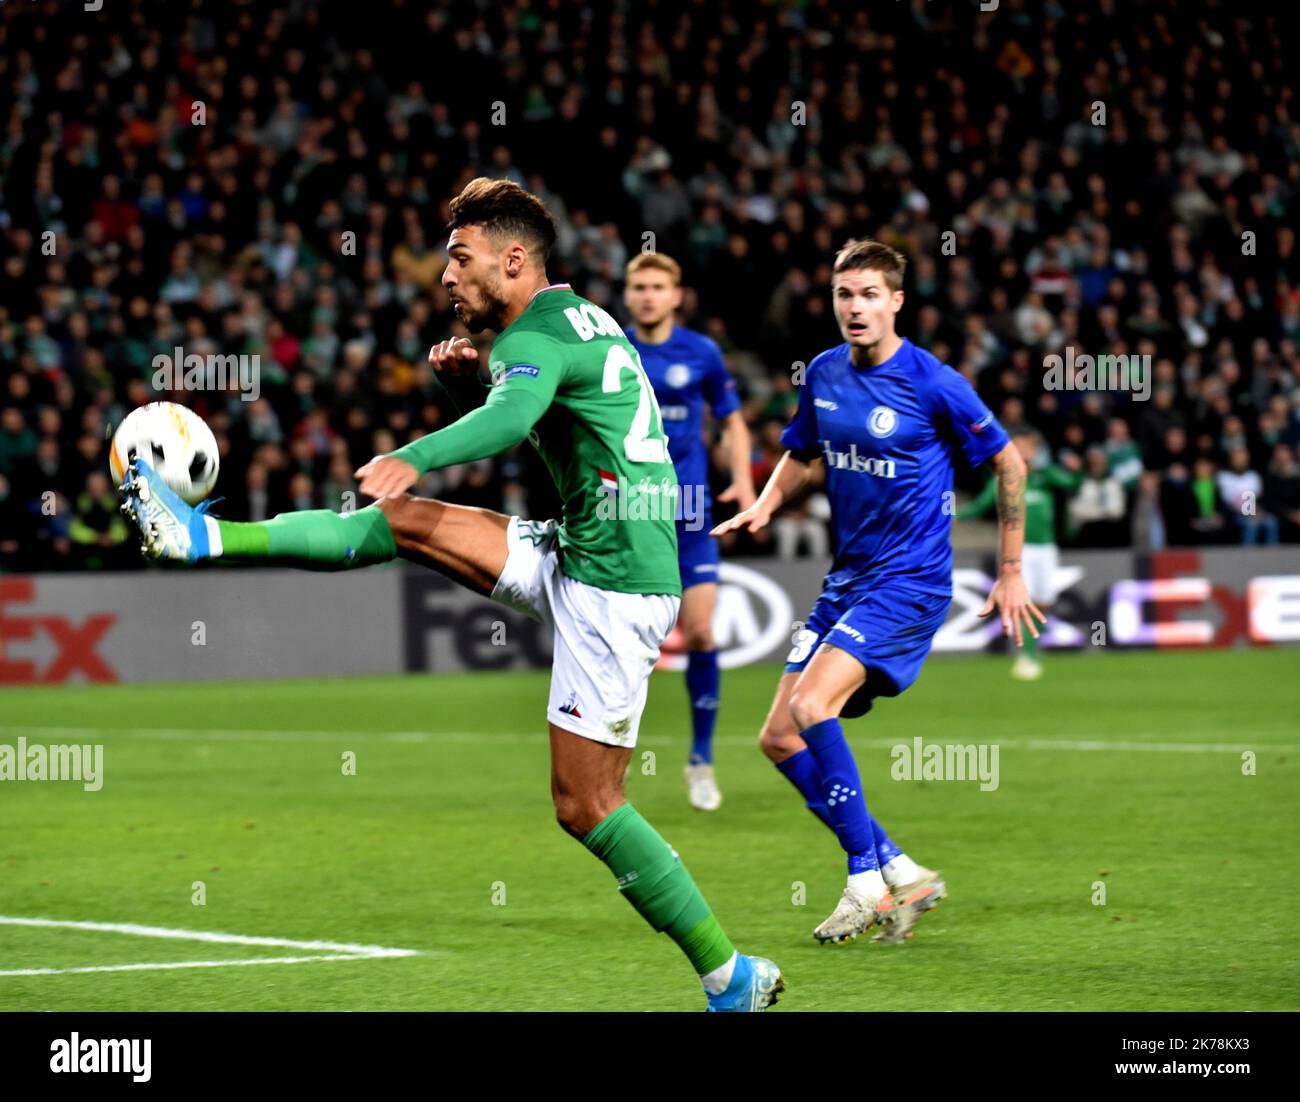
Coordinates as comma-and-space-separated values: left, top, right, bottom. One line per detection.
552, 725, 782, 1011
121, 459, 509, 594
678, 582, 722, 811
120, 457, 399, 569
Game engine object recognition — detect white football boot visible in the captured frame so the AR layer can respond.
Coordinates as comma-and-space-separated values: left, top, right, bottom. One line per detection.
684, 762, 723, 811
872, 866, 947, 944
813, 887, 886, 944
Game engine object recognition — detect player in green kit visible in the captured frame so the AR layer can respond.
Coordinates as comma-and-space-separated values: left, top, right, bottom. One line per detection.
119, 178, 783, 1012
959, 428, 1081, 680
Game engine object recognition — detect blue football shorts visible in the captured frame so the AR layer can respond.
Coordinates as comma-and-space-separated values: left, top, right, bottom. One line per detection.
785, 583, 952, 717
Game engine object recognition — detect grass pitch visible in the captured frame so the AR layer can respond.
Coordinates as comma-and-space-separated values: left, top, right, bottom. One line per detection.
1, 648, 1296, 1011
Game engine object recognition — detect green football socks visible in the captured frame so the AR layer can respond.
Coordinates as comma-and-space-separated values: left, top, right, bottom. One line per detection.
583, 802, 735, 977
215, 505, 397, 569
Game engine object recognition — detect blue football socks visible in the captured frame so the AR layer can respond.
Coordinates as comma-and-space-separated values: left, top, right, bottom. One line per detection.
798, 718, 879, 873
686, 649, 720, 765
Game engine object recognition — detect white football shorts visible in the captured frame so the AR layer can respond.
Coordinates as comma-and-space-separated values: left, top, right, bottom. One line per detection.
1021, 542, 1061, 605
490, 517, 679, 749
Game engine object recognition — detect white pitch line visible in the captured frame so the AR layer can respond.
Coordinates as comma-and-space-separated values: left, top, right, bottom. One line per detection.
0, 916, 417, 955
2, 726, 1297, 753
1012, 739, 1281, 754
0, 726, 448, 744
0, 916, 418, 978
0, 955, 381, 978
854, 737, 1296, 754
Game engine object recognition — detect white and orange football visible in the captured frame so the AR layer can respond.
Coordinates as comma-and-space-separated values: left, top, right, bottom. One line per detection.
109, 402, 219, 506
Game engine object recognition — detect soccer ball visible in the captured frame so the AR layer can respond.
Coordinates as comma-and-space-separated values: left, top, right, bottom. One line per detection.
109, 402, 220, 505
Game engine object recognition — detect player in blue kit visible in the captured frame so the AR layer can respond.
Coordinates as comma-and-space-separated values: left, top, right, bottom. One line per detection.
713, 240, 1044, 943
625, 253, 756, 812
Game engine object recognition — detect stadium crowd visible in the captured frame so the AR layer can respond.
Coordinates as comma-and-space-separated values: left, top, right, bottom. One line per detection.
1, 0, 1298, 571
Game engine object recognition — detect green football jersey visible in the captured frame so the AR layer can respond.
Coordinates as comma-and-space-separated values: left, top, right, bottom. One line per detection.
486, 285, 681, 596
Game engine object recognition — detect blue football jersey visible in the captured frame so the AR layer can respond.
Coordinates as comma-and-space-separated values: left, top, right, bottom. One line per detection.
627, 325, 741, 499
780, 338, 1010, 597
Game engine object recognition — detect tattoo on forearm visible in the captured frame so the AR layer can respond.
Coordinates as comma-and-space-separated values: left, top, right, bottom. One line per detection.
994, 452, 1024, 532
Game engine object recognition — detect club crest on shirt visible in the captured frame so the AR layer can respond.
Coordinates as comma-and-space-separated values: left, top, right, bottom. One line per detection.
868, 405, 898, 438
666, 363, 692, 388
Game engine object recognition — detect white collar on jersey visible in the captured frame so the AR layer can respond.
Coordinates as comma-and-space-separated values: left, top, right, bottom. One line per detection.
529, 283, 572, 302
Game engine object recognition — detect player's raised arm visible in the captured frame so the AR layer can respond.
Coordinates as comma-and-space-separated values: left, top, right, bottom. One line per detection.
977, 440, 1047, 646
355, 336, 555, 499
715, 347, 823, 537
710, 450, 814, 536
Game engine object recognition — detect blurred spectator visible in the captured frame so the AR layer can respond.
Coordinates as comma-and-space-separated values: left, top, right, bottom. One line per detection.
0, 408, 38, 475
1104, 417, 1144, 491
1263, 444, 1300, 542
1131, 470, 1167, 551
774, 495, 831, 561
1067, 447, 1127, 547
1217, 446, 1279, 544
0, 0, 1297, 570
1190, 458, 1229, 543
0, 473, 34, 568
67, 470, 132, 569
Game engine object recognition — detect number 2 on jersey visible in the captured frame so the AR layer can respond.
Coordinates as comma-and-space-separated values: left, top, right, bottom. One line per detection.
603, 345, 667, 464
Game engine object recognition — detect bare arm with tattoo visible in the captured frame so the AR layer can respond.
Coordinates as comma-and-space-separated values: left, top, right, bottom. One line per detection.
978, 441, 1046, 646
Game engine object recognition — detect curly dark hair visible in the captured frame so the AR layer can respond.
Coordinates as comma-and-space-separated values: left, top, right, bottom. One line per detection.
447, 177, 559, 264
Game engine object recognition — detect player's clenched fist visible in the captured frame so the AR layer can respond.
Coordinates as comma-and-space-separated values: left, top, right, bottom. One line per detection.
355, 454, 419, 499
428, 337, 480, 376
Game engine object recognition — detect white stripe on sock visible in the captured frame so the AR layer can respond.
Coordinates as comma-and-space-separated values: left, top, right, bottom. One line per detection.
700, 950, 737, 995
847, 869, 887, 903
204, 515, 222, 557
882, 854, 921, 888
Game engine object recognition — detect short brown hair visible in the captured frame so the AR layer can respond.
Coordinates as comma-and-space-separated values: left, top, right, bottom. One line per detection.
447, 177, 558, 263
833, 239, 906, 292
625, 252, 682, 285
